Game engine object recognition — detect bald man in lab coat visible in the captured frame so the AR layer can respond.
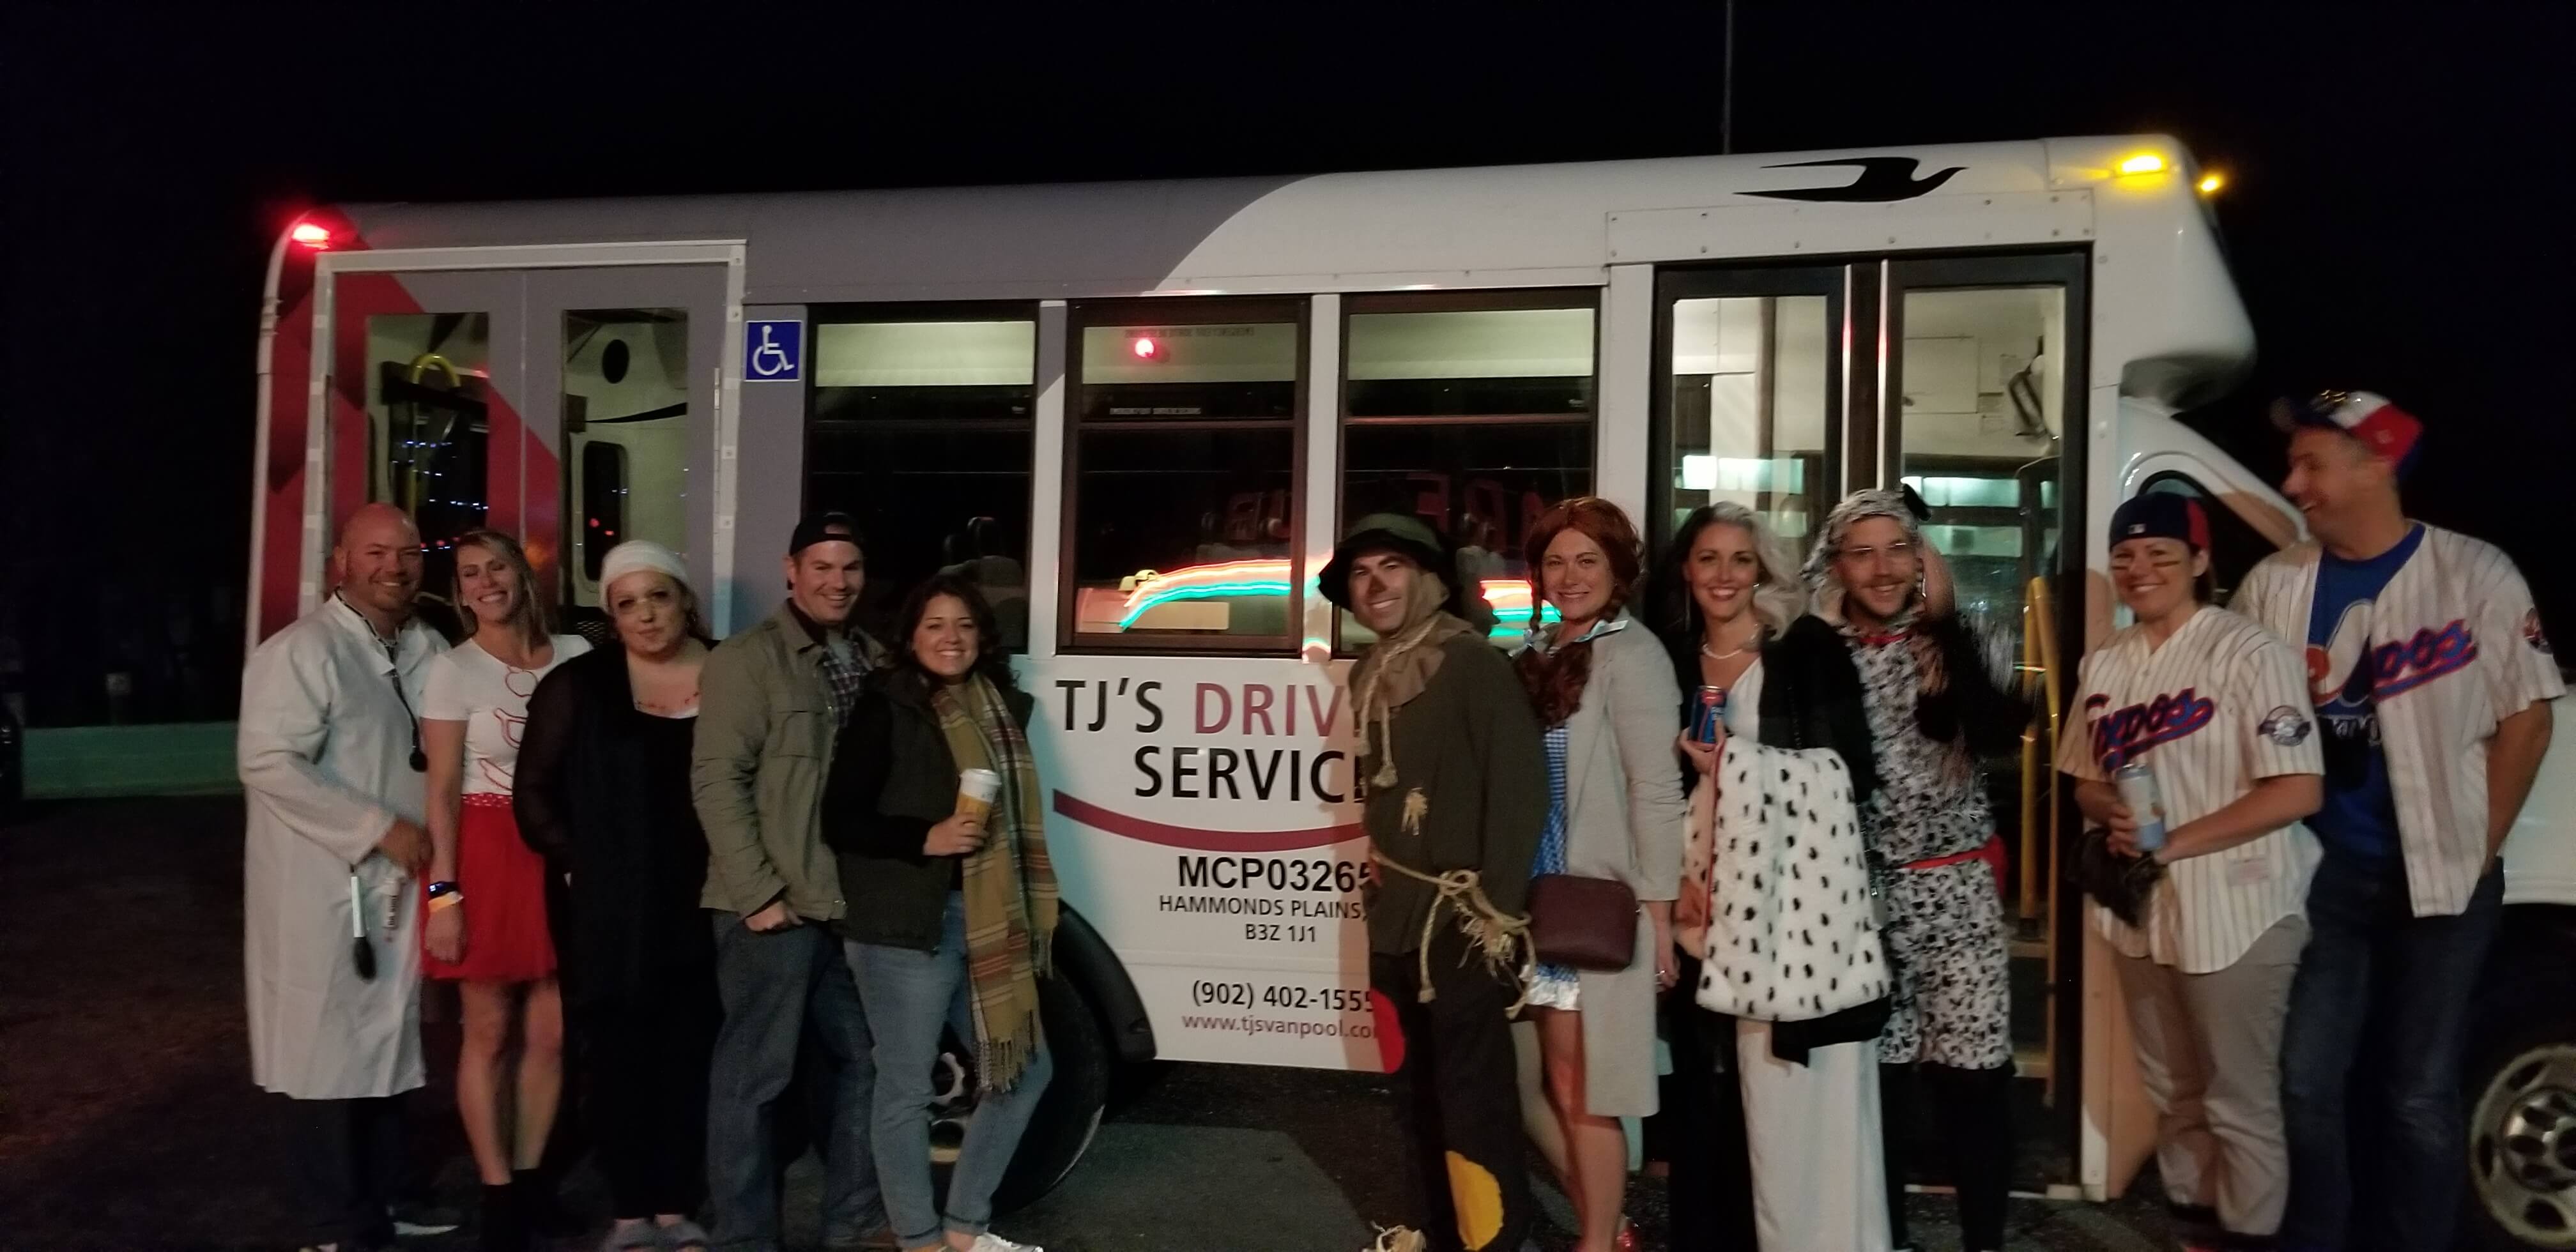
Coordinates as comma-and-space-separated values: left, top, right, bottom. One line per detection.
239, 503, 448, 1252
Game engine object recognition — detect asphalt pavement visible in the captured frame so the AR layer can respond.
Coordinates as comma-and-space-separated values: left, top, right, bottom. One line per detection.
0, 798, 2179, 1251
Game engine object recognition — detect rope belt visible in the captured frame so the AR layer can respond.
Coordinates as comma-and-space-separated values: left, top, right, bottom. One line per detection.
1370, 849, 1534, 1011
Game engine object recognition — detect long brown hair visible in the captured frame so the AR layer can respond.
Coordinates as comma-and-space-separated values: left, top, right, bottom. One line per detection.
1514, 497, 1643, 726
449, 528, 553, 646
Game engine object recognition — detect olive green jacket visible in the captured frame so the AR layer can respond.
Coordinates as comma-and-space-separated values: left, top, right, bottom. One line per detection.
689, 601, 887, 920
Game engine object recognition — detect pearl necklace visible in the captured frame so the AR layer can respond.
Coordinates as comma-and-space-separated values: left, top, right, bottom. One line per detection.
1700, 632, 1760, 662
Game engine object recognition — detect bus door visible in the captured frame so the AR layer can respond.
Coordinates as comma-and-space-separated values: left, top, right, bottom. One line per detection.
325, 263, 726, 636
1655, 251, 2091, 1192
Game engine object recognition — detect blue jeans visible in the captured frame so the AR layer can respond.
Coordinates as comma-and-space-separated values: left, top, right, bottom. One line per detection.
706, 913, 884, 1252
2278, 855, 2503, 1251
845, 894, 1054, 1248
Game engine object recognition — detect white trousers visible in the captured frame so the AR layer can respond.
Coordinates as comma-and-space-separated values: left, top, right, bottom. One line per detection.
1738, 1021, 1892, 1252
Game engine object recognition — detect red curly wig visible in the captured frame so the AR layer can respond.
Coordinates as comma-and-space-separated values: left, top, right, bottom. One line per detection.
1514, 496, 1644, 727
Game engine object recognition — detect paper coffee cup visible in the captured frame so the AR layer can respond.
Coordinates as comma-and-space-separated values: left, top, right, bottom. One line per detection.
956, 768, 1002, 822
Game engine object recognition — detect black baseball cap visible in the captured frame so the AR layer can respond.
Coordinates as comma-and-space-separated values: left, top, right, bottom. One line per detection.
788, 511, 863, 558
2108, 492, 2211, 552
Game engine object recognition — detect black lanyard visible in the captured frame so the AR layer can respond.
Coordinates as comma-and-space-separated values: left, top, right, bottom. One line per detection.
342, 599, 427, 773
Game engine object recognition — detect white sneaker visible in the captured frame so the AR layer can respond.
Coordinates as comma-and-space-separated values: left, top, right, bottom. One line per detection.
967, 1235, 1043, 1252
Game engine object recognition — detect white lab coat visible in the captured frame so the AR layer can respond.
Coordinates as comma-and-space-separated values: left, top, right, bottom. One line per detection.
238, 598, 445, 1099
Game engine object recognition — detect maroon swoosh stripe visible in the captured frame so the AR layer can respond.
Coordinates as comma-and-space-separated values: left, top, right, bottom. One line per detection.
1050, 791, 1363, 852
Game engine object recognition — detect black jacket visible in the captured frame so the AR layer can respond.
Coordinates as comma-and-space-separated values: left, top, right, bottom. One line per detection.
821, 665, 1037, 950
514, 648, 714, 1011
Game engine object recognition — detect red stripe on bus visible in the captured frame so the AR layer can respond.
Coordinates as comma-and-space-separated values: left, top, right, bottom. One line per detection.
1050, 791, 1363, 852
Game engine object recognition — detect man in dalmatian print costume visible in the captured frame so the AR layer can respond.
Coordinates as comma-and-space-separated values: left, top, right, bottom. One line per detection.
1802, 487, 2032, 1252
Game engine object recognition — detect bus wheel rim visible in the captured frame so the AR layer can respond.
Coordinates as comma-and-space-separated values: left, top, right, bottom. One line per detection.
2472, 1041, 2576, 1247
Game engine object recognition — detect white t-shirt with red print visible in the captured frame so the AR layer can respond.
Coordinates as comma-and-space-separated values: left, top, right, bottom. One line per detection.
420, 632, 592, 797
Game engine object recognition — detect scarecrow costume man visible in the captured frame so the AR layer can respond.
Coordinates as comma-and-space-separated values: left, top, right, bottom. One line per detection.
1322, 514, 1547, 1252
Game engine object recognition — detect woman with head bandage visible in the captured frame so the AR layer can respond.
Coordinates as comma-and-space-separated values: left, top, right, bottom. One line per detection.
513, 540, 722, 1252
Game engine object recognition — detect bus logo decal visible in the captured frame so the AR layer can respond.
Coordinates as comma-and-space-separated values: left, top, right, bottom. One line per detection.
1742, 156, 1966, 202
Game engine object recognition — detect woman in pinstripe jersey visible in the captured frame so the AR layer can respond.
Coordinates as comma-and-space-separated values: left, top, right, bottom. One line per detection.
2059, 492, 2325, 1252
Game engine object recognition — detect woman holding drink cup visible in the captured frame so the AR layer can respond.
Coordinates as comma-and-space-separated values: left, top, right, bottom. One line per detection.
824, 574, 1057, 1252
2057, 493, 2322, 1251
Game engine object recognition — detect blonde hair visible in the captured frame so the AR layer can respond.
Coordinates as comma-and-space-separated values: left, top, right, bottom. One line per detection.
449, 528, 553, 646
1653, 503, 1807, 641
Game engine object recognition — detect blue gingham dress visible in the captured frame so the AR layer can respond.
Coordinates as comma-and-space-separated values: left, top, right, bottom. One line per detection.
1521, 616, 1625, 1011
1526, 722, 1581, 1008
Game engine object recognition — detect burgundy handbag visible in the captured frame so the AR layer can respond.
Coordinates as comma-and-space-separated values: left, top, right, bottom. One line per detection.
1527, 873, 1640, 971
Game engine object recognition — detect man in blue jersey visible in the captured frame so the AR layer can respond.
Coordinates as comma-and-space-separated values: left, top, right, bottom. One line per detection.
2232, 392, 2561, 1251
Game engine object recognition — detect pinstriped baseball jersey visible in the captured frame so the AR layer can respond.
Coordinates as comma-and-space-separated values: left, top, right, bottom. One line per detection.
2233, 525, 2566, 917
2058, 606, 2325, 972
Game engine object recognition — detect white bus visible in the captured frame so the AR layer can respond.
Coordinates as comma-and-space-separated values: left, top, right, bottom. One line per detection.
248, 135, 2576, 1246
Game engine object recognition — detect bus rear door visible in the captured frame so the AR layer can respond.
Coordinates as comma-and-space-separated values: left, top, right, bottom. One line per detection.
303, 254, 728, 632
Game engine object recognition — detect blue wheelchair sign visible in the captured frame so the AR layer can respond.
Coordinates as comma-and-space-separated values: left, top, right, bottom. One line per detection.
744, 319, 803, 383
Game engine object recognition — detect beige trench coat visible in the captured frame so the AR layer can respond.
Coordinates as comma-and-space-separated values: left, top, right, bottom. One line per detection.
1551, 617, 1688, 1117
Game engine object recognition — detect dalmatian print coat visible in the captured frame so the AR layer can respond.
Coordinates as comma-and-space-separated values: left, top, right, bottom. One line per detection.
1695, 739, 1889, 1022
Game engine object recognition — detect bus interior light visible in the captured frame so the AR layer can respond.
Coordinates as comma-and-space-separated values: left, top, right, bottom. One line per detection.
289, 222, 334, 249
2117, 153, 2166, 176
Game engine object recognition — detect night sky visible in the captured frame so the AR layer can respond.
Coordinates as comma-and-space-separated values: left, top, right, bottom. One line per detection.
4, 4, 2568, 726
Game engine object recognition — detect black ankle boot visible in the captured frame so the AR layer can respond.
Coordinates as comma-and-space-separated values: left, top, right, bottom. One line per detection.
479, 1181, 525, 1252
513, 1168, 580, 1239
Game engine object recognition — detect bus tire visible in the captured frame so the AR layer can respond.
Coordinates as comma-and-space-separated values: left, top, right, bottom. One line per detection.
2462, 906, 2576, 1250
988, 971, 1110, 1213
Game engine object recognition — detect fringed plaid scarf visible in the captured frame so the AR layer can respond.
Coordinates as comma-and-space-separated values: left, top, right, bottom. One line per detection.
931, 673, 1058, 1093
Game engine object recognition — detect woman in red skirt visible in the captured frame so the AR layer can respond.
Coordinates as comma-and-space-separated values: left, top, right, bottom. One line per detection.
420, 528, 590, 1250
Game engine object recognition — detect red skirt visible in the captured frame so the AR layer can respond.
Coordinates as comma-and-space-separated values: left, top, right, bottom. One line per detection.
423, 794, 557, 983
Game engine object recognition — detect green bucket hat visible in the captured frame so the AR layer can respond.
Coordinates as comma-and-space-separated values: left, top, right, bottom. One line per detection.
1317, 513, 1492, 634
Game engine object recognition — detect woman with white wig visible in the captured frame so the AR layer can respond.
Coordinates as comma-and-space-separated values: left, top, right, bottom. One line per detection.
1651, 501, 1896, 1251
1798, 487, 2029, 1252
514, 541, 721, 1252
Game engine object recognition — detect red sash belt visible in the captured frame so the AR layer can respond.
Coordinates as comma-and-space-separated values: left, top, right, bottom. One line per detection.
1902, 835, 2005, 898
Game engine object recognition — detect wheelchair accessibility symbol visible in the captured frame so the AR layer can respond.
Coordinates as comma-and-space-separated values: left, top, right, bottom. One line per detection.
743, 319, 802, 383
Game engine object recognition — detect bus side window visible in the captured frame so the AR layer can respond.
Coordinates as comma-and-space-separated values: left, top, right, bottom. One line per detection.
2136, 471, 2275, 606
806, 310, 1038, 650
1338, 293, 1598, 651
1063, 299, 1305, 652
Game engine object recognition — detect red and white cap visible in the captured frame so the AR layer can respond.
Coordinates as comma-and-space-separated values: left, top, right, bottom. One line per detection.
2272, 390, 2423, 477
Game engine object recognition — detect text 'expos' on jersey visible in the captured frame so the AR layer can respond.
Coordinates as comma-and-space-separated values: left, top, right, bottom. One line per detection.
2087, 687, 2217, 770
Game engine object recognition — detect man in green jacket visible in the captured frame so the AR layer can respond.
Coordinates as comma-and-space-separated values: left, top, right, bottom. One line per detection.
691, 512, 892, 1252
1321, 514, 1546, 1252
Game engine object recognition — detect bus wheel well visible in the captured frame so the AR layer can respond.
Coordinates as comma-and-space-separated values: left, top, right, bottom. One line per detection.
1053, 904, 1155, 1064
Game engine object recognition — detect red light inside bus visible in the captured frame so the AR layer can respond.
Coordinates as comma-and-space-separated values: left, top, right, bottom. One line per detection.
1131, 337, 1159, 360
289, 222, 334, 250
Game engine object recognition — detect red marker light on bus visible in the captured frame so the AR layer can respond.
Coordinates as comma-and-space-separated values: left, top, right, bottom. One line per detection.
289, 222, 334, 250
1131, 337, 1159, 360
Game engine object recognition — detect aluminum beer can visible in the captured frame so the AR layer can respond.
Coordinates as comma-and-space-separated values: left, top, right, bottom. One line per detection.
1690, 685, 1729, 744
2114, 760, 2168, 853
